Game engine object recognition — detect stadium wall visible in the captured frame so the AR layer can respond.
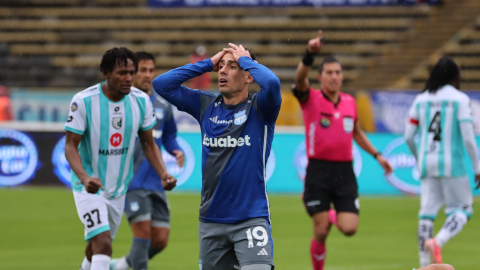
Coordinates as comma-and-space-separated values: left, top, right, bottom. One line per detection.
1, 124, 480, 196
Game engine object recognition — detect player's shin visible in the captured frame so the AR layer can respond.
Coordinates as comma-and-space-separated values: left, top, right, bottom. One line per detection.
435, 212, 468, 248
126, 238, 151, 270
310, 238, 326, 270
418, 219, 433, 267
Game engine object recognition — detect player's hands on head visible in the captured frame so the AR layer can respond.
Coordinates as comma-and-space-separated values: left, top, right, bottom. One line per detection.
161, 173, 177, 191
83, 177, 103, 194
211, 50, 227, 72
223, 43, 251, 62
307, 30, 324, 54
377, 155, 393, 175
475, 174, 480, 189
173, 150, 184, 168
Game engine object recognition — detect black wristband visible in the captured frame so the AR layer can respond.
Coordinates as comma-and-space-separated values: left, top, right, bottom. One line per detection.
373, 152, 382, 158
302, 49, 316, 66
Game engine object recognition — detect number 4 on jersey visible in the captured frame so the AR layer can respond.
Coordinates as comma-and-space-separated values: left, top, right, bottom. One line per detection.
428, 111, 442, 141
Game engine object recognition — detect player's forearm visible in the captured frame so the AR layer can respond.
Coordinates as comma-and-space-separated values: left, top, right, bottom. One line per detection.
153, 59, 213, 94
354, 130, 378, 156
295, 62, 311, 92
460, 121, 480, 173
404, 122, 418, 159
239, 57, 282, 111
143, 143, 168, 179
64, 144, 90, 184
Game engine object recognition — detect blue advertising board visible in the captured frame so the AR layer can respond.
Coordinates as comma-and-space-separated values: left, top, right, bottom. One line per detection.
1, 128, 479, 196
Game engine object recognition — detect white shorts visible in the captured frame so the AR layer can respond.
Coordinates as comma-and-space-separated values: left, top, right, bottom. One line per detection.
419, 176, 473, 220
73, 191, 125, 241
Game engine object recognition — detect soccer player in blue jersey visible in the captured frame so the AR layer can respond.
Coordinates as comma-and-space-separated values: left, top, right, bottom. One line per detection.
153, 43, 281, 270
110, 52, 184, 270
64, 47, 177, 270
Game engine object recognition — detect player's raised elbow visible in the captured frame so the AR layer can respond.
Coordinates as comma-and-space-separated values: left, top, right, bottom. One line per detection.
152, 74, 170, 94
267, 76, 281, 92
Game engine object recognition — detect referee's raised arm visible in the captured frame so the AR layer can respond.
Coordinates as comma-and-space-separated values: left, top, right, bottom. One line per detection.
293, 30, 323, 103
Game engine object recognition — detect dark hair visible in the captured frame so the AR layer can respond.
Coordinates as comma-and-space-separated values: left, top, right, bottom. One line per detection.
100, 47, 138, 74
135, 51, 155, 64
318, 56, 341, 73
423, 56, 460, 93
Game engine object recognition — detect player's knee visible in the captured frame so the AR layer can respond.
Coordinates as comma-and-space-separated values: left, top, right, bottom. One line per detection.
442, 264, 455, 270
313, 226, 329, 243
151, 235, 168, 250
337, 222, 357, 236
91, 232, 112, 256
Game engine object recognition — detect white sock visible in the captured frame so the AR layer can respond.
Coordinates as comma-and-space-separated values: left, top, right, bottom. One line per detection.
435, 212, 468, 248
418, 219, 433, 267
116, 257, 130, 270
81, 257, 91, 270
91, 254, 110, 270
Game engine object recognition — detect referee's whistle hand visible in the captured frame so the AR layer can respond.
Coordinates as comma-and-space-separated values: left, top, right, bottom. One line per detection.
377, 156, 393, 175
84, 177, 103, 194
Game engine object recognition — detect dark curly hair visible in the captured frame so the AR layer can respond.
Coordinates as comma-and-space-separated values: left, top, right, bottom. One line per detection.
100, 47, 138, 74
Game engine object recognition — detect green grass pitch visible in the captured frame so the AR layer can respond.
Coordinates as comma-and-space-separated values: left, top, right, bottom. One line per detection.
1, 187, 479, 270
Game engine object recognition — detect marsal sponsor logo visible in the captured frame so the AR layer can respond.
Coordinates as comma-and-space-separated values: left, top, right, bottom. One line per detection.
0, 129, 39, 186
383, 137, 420, 194
202, 134, 251, 147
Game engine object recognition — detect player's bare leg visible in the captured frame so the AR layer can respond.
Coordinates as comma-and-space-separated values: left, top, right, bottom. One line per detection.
89, 231, 112, 270
337, 212, 358, 236
150, 226, 169, 256
311, 211, 330, 270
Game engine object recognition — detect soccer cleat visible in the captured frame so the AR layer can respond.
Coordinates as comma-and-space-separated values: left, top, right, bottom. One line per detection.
424, 238, 442, 264
109, 259, 118, 270
328, 209, 339, 228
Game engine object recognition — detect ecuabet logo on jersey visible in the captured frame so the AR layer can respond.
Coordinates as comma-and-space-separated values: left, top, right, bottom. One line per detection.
383, 137, 420, 194
71, 102, 78, 112
110, 133, 122, 147
293, 140, 362, 181
234, 110, 247, 125
112, 117, 122, 130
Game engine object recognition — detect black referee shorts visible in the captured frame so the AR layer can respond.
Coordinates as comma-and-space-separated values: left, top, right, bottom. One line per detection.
303, 159, 359, 216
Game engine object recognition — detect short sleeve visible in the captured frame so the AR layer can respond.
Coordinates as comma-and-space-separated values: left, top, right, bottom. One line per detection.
141, 98, 157, 131
458, 96, 473, 123
408, 97, 419, 125
65, 94, 87, 135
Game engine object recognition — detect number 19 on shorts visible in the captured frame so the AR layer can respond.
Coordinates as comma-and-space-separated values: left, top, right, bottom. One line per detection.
246, 226, 269, 248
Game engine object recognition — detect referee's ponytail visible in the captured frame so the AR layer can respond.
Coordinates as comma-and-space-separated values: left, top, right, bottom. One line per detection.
423, 56, 460, 93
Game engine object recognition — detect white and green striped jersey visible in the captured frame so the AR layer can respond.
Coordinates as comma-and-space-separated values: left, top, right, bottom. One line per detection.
65, 84, 156, 199
408, 84, 473, 178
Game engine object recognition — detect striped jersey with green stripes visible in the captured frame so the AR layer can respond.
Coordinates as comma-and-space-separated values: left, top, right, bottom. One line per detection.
65, 84, 156, 199
408, 84, 473, 178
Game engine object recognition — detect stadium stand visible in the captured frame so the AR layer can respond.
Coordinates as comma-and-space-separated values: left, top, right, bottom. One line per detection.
0, 1, 431, 91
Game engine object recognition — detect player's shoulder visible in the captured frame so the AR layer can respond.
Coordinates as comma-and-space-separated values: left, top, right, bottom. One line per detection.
447, 86, 470, 102
130, 86, 150, 100
75, 84, 101, 99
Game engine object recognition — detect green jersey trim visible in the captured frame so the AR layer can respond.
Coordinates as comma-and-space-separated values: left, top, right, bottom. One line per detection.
84, 225, 110, 241
98, 84, 110, 189
65, 126, 84, 135
112, 97, 133, 198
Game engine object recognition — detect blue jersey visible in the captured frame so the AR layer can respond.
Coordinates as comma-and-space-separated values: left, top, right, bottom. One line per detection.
153, 57, 282, 224
128, 89, 182, 193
